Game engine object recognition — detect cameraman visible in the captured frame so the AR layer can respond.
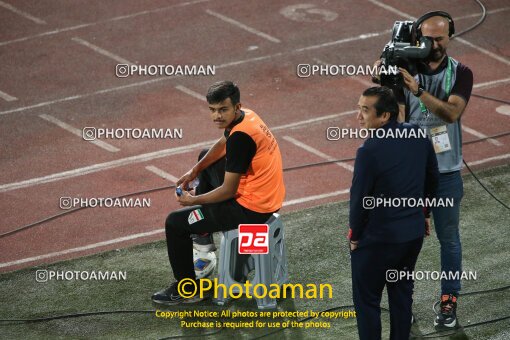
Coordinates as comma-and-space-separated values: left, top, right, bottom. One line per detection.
387, 12, 473, 328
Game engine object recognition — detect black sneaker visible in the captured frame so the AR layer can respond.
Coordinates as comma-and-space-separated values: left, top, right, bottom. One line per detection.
434, 294, 458, 328
152, 281, 206, 305
192, 233, 216, 252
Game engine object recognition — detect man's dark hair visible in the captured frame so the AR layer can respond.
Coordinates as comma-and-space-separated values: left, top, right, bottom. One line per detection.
206, 81, 240, 106
362, 86, 399, 121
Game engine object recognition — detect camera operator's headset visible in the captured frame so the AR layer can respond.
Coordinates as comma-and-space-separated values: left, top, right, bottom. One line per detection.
411, 11, 455, 44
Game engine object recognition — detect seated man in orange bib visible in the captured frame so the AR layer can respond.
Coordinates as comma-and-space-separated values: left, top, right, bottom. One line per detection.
152, 81, 285, 305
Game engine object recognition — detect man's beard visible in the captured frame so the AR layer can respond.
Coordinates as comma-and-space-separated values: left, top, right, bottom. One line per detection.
427, 46, 446, 62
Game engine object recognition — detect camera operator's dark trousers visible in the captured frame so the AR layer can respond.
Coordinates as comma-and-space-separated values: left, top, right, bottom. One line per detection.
165, 149, 273, 281
351, 237, 423, 340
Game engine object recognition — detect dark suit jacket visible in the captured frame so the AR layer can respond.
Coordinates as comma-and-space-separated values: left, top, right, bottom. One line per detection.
349, 120, 439, 246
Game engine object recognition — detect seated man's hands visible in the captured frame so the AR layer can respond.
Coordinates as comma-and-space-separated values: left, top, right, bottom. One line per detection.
175, 189, 196, 206
177, 168, 199, 192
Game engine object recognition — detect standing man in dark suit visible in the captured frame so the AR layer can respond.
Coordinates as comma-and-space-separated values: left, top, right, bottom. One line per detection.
349, 87, 439, 340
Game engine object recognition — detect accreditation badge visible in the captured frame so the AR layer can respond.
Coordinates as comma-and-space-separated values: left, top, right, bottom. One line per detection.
430, 125, 452, 154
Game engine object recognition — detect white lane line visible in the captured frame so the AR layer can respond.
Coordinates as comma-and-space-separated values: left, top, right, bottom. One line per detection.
0, 189, 350, 268
0, 31, 384, 116
367, 0, 510, 66
283, 136, 354, 172
1, 18, 505, 118
272, 110, 357, 131
216, 52, 285, 68
175, 85, 206, 102
0, 30, 387, 114
71, 37, 133, 65
295, 30, 390, 53
0, 187, 346, 268
0, 77, 176, 116
0, 0, 210, 47
0, 0, 46, 25
0, 2, 499, 48
462, 125, 503, 146
495, 105, 510, 117
0, 139, 215, 193
455, 37, 510, 66
39, 114, 120, 152
0, 23, 91, 47
205, 9, 281, 43
0, 229, 164, 269
145, 166, 179, 182
455, 6, 510, 20
473, 77, 510, 89
283, 189, 350, 206
0, 109, 355, 193
0, 90, 17, 102
366, 0, 410, 18
467, 153, 510, 166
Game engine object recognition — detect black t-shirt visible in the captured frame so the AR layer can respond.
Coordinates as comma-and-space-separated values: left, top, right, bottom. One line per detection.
450, 62, 473, 103
223, 111, 257, 174
225, 132, 257, 174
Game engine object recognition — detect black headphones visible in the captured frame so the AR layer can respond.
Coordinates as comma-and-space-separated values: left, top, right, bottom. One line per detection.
412, 11, 455, 43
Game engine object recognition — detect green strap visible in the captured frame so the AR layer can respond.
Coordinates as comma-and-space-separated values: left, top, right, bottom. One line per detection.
444, 56, 453, 97
418, 57, 453, 114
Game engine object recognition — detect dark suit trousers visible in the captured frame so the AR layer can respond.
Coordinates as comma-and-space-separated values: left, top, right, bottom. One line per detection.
351, 237, 423, 340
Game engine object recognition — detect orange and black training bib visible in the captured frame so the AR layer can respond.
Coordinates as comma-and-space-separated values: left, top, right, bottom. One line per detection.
230, 109, 285, 213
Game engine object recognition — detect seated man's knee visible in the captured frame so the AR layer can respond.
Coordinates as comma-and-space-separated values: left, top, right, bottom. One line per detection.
165, 212, 185, 236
